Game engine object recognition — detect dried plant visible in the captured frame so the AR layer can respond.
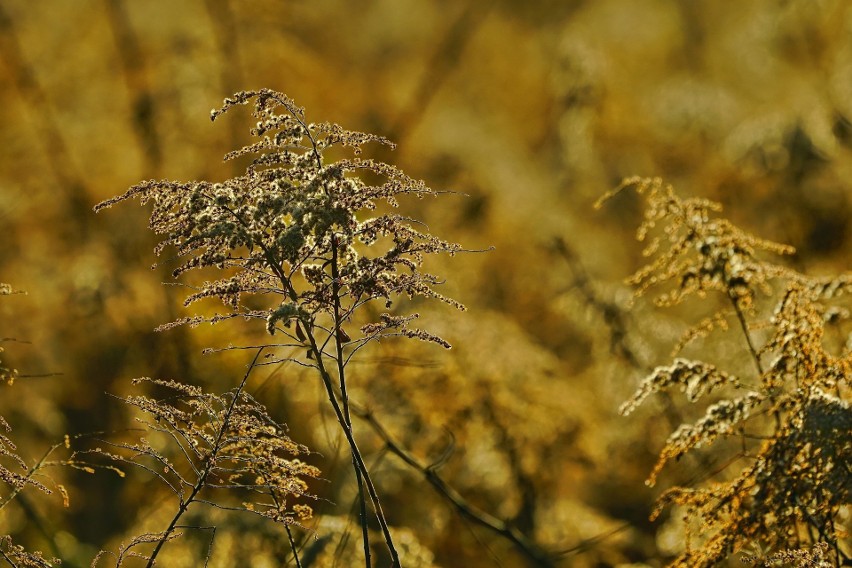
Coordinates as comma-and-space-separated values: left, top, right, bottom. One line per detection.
0, 535, 58, 568
0, 283, 22, 386
599, 178, 851, 567
95, 89, 469, 567
743, 542, 836, 567
92, 349, 318, 567
0, 285, 47, 508
0, 285, 97, 568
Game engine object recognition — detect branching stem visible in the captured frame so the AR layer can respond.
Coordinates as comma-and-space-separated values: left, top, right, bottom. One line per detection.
353, 404, 555, 568
145, 348, 264, 567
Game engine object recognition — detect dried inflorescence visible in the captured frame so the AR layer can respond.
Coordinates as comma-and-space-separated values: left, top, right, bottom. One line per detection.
743, 542, 836, 567
0, 285, 50, 497
0, 287, 46, 499
596, 176, 795, 311
0, 535, 58, 568
0, 285, 71, 567
95, 89, 477, 567
95, 89, 464, 355
605, 179, 852, 567
0, 283, 20, 386
95, 371, 318, 566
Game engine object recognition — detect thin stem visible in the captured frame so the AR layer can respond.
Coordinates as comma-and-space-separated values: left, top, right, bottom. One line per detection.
0, 549, 18, 568
285, 525, 303, 568
267, 486, 304, 568
725, 290, 787, 435
145, 348, 264, 568
353, 405, 554, 568
332, 234, 372, 568
0, 442, 60, 511
300, 323, 400, 566
728, 293, 764, 377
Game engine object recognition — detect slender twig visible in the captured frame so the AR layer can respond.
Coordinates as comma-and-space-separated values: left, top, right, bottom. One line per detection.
331, 234, 372, 568
145, 347, 264, 567
0, 441, 61, 511
728, 292, 764, 377
300, 324, 400, 566
285, 525, 303, 568
555, 522, 632, 557
480, 393, 537, 535
353, 404, 555, 568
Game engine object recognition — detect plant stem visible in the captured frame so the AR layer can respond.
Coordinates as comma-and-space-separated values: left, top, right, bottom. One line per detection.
299, 322, 400, 566
145, 348, 264, 568
354, 405, 555, 568
728, 293, 764, 377
285, 525, 303, 568
331, 234, 372, 568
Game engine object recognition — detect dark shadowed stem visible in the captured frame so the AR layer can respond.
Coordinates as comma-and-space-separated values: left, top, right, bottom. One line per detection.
352, 405, 555, 568
285, 525, 303, 568
794, 493, 849, 566
389, 0, 495, 142
145, 348, 264, 568
202, 0, 244, 174
480, 393, 537, 535
331, 235, 372, 568
551, 238, 718, 474
727, 293, 764, 378
104, 0, 162, 173
555, 521, 632, 557
299, 322, 400, 567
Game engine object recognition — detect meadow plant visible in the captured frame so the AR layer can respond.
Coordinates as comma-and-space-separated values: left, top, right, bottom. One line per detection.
600, 178, 851, 567
0, 285, 101, 567
0, 285, 57, 567
90, 350, 318, 568
95, 89, 468, 567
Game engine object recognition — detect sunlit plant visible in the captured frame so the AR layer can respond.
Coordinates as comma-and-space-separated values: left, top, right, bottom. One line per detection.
601, 178, 851, 567
96, 89, 468, 566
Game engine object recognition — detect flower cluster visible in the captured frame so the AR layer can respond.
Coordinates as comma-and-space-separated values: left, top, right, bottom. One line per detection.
596, 177, 794, 310
619, 358, 739, 416
95, 374, 318, 565
606, 179, 851, 567
105, 377, 318, 524
743, 542, 834, 568
0, 535, 58, 568
95, 89, 464, 355
0, 285, 60, 567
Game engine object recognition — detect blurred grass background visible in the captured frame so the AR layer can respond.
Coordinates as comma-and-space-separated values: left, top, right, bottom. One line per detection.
1, 0, 851, 566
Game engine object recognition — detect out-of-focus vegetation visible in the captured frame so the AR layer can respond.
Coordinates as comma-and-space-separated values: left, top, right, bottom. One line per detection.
0, 1, 850, 566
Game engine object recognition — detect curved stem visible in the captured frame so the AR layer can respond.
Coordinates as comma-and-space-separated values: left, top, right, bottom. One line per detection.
353, 405, 555, 567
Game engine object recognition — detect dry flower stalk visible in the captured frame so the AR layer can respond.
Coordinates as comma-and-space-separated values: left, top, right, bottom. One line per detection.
602, 178, 851, 567
96, 89, 469, 567
92, 351, 318, 568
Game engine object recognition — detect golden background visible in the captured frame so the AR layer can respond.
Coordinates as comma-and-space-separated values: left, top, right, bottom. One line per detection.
0, 1, 850, 566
